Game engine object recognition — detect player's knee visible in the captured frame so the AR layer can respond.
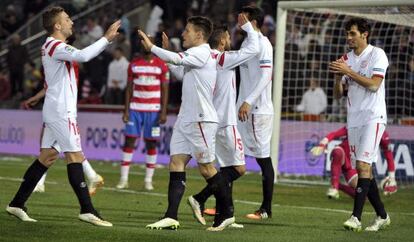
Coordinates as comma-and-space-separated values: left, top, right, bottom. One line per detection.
234, 165, 246, 176
356, 161, 371, 177
145, 140, 157, 150
124, 137, 136, 148
198, 163, 216, 179
39, 157, 56, 167
331, 148, 344, 161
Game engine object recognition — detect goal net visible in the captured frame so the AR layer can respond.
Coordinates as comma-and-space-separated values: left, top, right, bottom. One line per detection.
272, 0, 414, 187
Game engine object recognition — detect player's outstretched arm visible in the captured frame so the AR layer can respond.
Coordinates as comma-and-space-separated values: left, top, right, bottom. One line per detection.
53, 20, 121, 63
218, 14, 259, 70
138, 30, 210, 68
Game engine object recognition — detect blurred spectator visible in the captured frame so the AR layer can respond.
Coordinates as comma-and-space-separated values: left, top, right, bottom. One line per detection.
80, 17, 103, 46
146, 5, 164, 37
0, 70, 11, 101
295, 78, 327, 118
110, 29, 131, 60
105, 48, 129, 105
6, 34, 28, 99
23, 61, 43, 99
409, 56, 414, 82
24, 0, 49, 19
117, 9, 131, 39
1, 11, 21, 33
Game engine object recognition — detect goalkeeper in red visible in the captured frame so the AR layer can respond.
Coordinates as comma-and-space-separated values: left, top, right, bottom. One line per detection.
311, 126, 397, 199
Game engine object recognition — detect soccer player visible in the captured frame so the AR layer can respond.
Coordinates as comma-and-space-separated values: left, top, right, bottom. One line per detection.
138, 16, 233, 231
311, 127, 397, 199
236, 6, 275, 220
116, 37, 169, 191
187, 14, 259, 228
6, 6, 120, 226
24, 59, 104, 195
330, 17, 390, 232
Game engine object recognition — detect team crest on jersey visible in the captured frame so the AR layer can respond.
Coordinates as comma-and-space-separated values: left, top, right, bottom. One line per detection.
65, 46, 75, 53
360, 60, 368, 68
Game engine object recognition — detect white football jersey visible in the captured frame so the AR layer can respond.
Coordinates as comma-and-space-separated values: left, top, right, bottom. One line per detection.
41, 36, 108, 123
152, 43, 218, 122
341, 44, 388, 128
213, 22, 259, 127
237, 32, 274, 115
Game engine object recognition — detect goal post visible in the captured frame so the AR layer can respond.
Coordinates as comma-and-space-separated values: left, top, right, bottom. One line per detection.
272, 0, 414, 184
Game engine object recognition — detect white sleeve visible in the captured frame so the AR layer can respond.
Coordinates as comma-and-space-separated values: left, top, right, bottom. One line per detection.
167, 63, 185, 80
244, 43, 273, 105
371, 48, 389, 78
320, 89, 327, 113
217, 22, 259, 70
151, 45, 210, 68
52, 37, 109, 62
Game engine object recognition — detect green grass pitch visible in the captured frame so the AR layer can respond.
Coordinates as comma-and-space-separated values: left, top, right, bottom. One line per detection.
0, 156, 413, 242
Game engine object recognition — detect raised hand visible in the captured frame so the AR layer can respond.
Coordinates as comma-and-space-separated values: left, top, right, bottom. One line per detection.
104, 20, 121, 42
238, 13, 249, 27
162, 32, 170, 50
138, 30, 154, 51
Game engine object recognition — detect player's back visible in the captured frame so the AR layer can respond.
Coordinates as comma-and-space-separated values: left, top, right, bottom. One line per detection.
212, 50, 237, 127
238, 33, 273, 115
343, 44, 388, 127
41, 37, 78, 123
179, 43, 218, 123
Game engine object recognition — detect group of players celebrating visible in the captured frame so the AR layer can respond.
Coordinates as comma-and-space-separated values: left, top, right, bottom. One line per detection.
5, 4, 395, 233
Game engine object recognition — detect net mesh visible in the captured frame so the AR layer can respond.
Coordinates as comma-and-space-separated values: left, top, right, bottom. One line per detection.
278, 5, 414, 187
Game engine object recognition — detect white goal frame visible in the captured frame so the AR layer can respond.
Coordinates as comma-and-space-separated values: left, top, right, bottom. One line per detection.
271, 0, 414, 182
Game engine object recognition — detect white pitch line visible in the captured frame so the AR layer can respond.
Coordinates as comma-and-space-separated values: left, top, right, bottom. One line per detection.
1, 176, 413, 217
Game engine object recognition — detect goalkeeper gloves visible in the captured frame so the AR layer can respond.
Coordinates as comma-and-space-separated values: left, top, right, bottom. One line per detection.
310, 137, 329, 156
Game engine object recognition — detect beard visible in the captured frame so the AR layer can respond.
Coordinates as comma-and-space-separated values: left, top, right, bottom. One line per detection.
66, 33, 77, 45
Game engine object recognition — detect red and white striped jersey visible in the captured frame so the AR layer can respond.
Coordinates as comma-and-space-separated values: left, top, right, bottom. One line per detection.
127, 56, 169, 112
341, 44, 388, 128
41, 36, 108, 123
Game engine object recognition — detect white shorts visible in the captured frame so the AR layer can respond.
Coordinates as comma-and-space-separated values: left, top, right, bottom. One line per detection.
170, 118, 217, 164
216, 125, 245, 167
348, 123, 386, 166
238, 114, 273, 158
41, 118, 82, 153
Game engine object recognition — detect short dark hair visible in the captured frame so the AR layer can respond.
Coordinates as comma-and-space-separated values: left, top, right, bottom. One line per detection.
345, 18, 371, 41
241, 5, 264, 28
208, 25, 228, 49
42, 6, 65, 34
187, 16, 213, 40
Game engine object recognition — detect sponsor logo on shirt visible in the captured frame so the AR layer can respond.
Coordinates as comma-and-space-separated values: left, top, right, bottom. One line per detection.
65, 46, 75, 53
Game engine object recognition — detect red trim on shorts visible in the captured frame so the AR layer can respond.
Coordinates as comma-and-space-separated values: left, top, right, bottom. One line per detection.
48, 41, 63, 56
252, 114, 258, 143
374, 123, 380, 150
123, 147, 134, 153
147, 148, 157, 155
178, 53, 183, 59
198, 122, 208, 148
260, 65, 272, 68
232, 125, 237, 150
146, 163, 156, 168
